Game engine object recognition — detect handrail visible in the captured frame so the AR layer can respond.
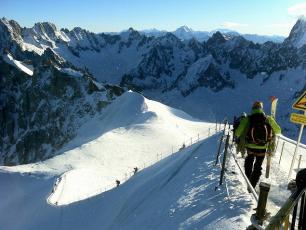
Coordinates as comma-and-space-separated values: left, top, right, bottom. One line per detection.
265, 188, 306, 229
278, 135, 306, 150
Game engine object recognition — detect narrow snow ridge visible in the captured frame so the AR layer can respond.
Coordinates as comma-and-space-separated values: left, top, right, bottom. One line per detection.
1, 91, 211, 205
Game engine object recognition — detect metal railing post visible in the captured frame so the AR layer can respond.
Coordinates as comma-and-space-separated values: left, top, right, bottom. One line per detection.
215, 127, 226, 166
283, 214, 290, 229
279, 142, 285, 164
265, 189, 306, 229
291, 202, 298, 229
219, 134, 230, 186
298, 155, 302, 170
255, 182, 271, 226
275, 135, 280, 150
299, 193, 306, 229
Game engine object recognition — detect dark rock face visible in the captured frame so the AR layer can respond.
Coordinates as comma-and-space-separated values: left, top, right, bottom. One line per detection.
121, 21, 306, 94
284, 18, 306, 48
0, 51, 123, 165
197, 63, 234, 91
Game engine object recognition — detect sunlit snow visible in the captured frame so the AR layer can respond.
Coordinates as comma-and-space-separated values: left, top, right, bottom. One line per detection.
0, 91, 305, 230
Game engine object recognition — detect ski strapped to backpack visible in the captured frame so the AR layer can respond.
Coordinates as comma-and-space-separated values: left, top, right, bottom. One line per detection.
265, 96, 278, 178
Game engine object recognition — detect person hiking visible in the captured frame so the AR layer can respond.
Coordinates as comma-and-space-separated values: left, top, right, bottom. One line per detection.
234, 101, 281, 189
233, 112, 247, 135
133, 167, 138, 175
233, 112, 247, 157
179, 143, 186, 150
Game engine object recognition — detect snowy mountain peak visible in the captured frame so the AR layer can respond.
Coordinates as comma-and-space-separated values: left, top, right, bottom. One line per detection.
71, 26, 86, 34
119, 27, 142, 41
26, 21, 70, 46
0, 17, 14, 28
33, 22, 58, 35
127, 27, 142, 38
68, 26, 91, 41
285, 17, 306, 48
207, 31, 226, 44
175, 25, 193, 33
173, 26, 196, 40
0, 17, 23, 42
32, 22, 65, 41
209, 28, 239, 36
299, 16, 306, 22
127, 27, 136, 32
158, 32, 182, 45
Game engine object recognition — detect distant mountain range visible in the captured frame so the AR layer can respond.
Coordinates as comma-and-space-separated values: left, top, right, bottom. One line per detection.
137, 26, 285, 44
0, 16, 306, 165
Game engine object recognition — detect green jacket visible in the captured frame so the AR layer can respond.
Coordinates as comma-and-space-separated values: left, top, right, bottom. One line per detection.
234, 108, 281, 149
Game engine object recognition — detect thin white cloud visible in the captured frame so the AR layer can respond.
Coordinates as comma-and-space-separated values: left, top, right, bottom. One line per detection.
288, 3, 306, 17
222, 21, 248, 29
265, 21, 295, 29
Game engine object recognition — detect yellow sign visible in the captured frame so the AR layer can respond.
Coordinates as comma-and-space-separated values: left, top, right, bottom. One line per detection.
293, 90, 306, 111
290, 113, 306, 125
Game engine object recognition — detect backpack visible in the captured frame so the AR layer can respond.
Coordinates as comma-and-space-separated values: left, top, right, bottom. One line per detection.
233, 116, 240, 134
246, 113, 272, 146
233, 115, 245, 134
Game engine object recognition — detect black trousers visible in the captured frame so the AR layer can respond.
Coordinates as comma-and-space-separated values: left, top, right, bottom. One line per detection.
244, 148, 266, 188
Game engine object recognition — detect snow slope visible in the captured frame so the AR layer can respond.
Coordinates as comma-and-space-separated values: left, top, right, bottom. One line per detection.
1, 91, 212, 205
54, 42, 146, 84
0, 134, 254, 230
0, 91, 304, 229
0, 91, 256, 229
3, 53, 33, 76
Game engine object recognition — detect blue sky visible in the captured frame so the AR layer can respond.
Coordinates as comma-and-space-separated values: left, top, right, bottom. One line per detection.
1, 0, 306, 36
